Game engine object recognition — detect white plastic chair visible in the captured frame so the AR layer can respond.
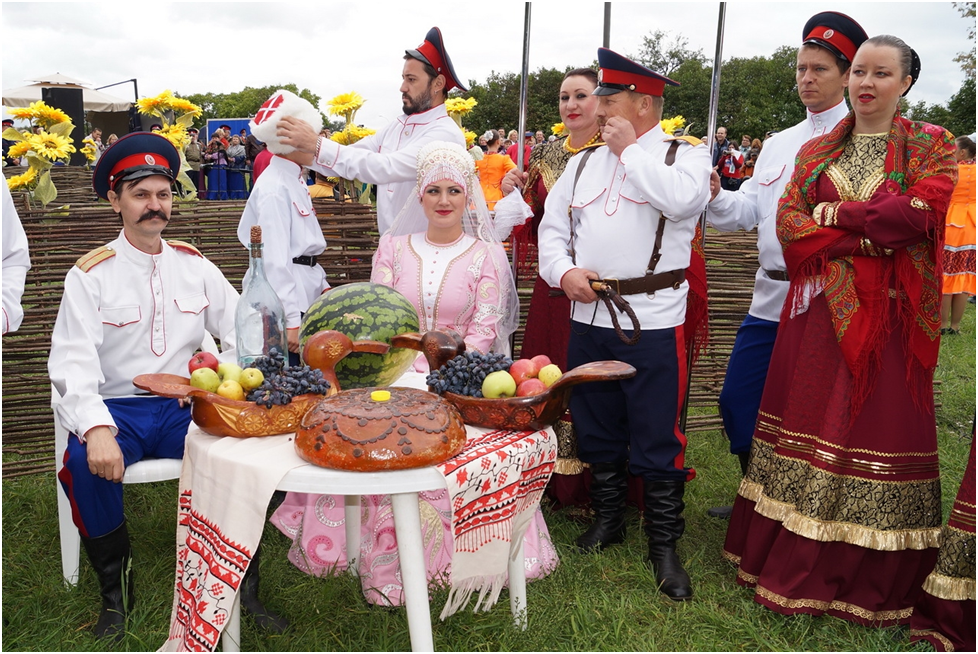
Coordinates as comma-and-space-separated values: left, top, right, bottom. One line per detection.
54, 334, 219, 586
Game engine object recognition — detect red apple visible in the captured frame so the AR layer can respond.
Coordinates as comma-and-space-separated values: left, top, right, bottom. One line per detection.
516, 378, 546, 397
508, 358, 540, 384
530, 354, 552, 369
188, 351, 219, 375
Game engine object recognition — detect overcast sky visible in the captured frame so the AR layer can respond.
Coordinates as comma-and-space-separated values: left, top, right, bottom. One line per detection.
2, 1, 973, 128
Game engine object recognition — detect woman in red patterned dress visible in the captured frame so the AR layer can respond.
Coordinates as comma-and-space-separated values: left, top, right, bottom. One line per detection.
723, 35, 958, 626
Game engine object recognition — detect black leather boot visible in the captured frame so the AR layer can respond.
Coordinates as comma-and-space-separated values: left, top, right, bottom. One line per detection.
706, 451, 752, 519
575, 461, 628, 552
644, 480, 693, 601
240, 544, 289, 633
80, 521, 134, 641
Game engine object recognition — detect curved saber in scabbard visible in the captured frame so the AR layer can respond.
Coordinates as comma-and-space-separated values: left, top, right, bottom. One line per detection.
680, 2, 726, 433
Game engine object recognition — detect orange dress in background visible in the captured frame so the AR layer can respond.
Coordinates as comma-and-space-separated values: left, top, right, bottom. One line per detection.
475, 152, 516, 210
943, 160, 976, 295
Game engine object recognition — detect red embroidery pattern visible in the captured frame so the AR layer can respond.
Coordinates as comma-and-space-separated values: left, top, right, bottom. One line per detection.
168, 490, 253, 652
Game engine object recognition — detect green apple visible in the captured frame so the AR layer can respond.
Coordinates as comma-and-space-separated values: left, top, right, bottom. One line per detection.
538, 364, 563, 388
217, 362, 243, 383
239, 367, 264, 391
216, 379, 246, 401
482, 370, 517, 399
189, 367, 221, 393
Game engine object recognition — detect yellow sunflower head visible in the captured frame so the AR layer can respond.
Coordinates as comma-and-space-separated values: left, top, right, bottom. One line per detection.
659, 115, 686, 136
169, 96, 202, 117
158, 125, 188, 149
445, 97, 477, 117
28, 132, 76, 161
9, 107, 36, 120
552, 122, 566, 137
6, 167, 38, 190
463, 130, 477, 147
35, 104, 71, 128
7, 140, 32, 159
327, 92, 365, 119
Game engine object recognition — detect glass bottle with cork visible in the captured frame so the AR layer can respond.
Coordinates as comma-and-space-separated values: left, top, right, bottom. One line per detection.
235, 225, 288, 367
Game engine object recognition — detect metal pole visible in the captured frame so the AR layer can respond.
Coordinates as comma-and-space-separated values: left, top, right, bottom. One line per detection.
95, 78, 138, 102
603, 3, 611, 49
680, 2, 726, 434
516, 2, 532, 172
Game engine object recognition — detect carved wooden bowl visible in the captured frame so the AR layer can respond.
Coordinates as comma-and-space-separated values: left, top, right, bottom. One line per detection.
294, 387, 466, 471
391, 330, 638, 431
132, 331, 388, 438
132, 373, 328, 438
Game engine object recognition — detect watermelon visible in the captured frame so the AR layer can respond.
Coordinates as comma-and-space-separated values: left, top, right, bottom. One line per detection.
300, 283, 420, 389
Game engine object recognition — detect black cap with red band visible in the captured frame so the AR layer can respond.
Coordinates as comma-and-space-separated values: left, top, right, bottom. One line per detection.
594, 47, 679, 97
406, 26, 467, 93
92, 132, 180, 200
802, 11, 868, 63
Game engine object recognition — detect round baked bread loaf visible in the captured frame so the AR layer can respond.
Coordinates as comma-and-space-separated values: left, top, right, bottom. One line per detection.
294, 387, 467, 471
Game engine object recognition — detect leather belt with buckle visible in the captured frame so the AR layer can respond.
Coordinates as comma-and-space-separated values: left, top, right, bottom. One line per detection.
292, 255, 319, 266
764, 269, 789, 282
596, 269, 686, 296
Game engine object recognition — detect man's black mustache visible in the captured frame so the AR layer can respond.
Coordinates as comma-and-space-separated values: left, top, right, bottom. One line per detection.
137, 210, 169, 223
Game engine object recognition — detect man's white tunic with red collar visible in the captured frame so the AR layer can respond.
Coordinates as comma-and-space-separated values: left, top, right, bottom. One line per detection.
49, 232, 238, 441
311, 103, 465, 234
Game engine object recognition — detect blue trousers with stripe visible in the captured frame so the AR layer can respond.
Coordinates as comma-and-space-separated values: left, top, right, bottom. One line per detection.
717, 314, 779, 455
566, 322, 694, 482
57, 396, 190, 538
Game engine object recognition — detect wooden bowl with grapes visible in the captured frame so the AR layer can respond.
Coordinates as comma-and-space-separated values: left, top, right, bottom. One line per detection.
133, 331, 388, 438
391, 330, 637, 432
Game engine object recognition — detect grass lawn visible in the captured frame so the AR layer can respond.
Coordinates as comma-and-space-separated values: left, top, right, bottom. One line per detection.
2, 305, 973, 652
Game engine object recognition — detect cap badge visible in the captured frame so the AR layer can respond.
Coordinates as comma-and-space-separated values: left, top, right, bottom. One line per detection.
254, 94, 285, 125
145, 154, 157, 165
823, 29, 835, 39
597, 69, 604, 82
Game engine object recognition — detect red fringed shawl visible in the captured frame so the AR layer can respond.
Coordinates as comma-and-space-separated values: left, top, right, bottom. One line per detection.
777, 114, 957, 413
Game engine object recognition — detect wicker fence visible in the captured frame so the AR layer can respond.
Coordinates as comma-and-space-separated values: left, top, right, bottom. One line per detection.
2, 166, 766, 478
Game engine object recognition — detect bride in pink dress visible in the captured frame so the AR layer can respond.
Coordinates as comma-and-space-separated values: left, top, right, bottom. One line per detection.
271, 141, 558, 606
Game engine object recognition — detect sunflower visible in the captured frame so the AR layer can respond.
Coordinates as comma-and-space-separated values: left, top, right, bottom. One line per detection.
6, 167, 38, 190
35, 104, 71, 128
327, 92, 365, 119
445, 97, 477, 117
552, 122, 566, 137
463, 130, 477, 147
29, 132, 76, 161
158, 124, 188, 149
169, 96, 202, 117
136, 90, 176, 115
9, 107, 36, 120
659, 115, 686, 136
7, 140, 32, 159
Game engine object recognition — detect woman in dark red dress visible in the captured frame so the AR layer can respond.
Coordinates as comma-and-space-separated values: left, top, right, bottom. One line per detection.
723, 35, 958, 626
910, 435, 976, 651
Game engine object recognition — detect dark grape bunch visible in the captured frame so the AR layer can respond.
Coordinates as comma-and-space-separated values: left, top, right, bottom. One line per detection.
251, 346, 287, 377
246, 350, 331, 408
426, 351, 513, 398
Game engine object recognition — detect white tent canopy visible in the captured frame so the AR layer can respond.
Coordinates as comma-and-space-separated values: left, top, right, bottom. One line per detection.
2, 73, 131, 112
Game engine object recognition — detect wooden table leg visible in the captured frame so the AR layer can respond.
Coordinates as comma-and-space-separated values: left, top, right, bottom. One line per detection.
508, 537, 527, 630
344, 494, 361, 574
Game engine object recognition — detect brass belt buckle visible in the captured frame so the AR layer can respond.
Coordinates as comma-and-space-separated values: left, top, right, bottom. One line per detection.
605, 277, 620, 295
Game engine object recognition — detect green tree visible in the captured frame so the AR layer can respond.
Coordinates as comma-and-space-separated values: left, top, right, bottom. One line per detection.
946, 77, 977, 137
633, 30, 707, 76
464, 67, 571, 137
953, 2, 976, 79
176, 84, 325, 128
